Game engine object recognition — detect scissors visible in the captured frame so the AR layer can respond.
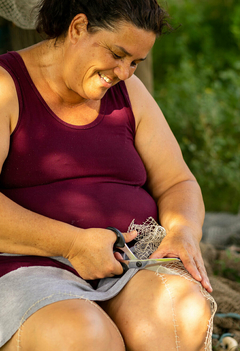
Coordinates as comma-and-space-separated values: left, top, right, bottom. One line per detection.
107, 227, 180, 275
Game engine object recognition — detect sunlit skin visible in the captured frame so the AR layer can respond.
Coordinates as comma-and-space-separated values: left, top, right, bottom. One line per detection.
0, 12, 213, 351
62, 17, 156, 102
30, 16, 156, 113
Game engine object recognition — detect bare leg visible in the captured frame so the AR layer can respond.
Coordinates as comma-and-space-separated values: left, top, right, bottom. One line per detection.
1, 299, 125, 351
99, 270, 212, 351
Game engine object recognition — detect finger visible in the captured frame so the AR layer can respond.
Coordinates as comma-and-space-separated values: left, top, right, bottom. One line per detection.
180, 254, 203, 282
149, 251, 164, 259
150, 252, 179, 259
181, 255, 212, 292
122, 230, 138, 243
200, 275, 213, 293
112, 253, 129, 276
112, 259, 127, 276
149, 247, 179, 259
196, 262, 213, 293
188, 252, 213, 292
114, 251, 124, 261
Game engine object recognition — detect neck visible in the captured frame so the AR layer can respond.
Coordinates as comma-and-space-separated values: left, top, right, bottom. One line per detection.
30, 40, 87, 106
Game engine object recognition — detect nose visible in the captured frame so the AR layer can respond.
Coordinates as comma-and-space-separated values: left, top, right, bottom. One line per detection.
114, 62, 134, 81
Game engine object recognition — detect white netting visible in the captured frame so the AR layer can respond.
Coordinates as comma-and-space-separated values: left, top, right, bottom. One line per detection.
0, 0, 39, 29
128, 217, 167, 259
128, 217, 217, 351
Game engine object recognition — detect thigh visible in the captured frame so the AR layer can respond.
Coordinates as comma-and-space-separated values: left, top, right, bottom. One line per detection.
99, 270, 213, 351
1, 299, 125, 351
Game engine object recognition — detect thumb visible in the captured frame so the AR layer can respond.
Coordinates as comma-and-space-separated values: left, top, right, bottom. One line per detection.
149, 249, 165, 259
123, 230, 138, 243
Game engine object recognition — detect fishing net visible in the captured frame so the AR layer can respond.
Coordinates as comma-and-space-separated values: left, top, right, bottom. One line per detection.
203, 212, 240, 249
0, 0, 38, 29
128, 217, 217, 351
128, 217, 167, 259
200, 242, 240, 349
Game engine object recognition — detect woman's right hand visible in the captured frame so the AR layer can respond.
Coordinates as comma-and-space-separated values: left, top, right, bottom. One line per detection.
65, 228, 137, 280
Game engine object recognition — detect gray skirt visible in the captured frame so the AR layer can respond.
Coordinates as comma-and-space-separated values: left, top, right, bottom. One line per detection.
0, 218, 217, 351
0, 259, 138, 347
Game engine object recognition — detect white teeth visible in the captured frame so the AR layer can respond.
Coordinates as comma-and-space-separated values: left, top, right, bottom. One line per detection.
99, 73, 111, 83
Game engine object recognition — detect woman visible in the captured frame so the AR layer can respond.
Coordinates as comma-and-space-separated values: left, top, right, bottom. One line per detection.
0, 0, 215, 350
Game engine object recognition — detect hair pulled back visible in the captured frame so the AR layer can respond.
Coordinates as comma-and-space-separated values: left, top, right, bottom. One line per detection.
36, 0, 171, 39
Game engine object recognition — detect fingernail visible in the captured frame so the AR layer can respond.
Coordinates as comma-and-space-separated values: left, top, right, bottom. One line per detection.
208, 283, 213, 292
197, 274, 202, 281
203, 280, 212, 292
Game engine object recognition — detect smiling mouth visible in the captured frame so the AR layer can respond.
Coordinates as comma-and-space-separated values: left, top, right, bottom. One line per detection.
98, 72, 112, 84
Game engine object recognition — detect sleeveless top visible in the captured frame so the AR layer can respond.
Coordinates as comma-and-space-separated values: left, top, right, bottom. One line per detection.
0, 51, 158, 277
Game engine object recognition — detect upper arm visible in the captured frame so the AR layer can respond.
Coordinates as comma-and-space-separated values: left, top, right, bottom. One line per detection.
0, 67, 19, 172
125, 75, 196, 201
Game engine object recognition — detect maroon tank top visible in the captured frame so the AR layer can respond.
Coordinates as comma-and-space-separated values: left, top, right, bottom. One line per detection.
0, 52, 158, 277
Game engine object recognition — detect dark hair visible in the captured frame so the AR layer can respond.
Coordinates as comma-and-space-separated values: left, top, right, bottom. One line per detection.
36, 0, 171, 39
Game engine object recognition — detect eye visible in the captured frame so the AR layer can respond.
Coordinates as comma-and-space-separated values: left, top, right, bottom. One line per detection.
112, 52, 123, 60
131, 61, 137, 68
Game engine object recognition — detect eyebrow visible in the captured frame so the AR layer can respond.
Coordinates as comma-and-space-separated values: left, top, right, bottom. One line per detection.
114, 45, 147, 61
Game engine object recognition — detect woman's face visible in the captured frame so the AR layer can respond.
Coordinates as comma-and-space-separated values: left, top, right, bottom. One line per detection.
63, 20, 156, 101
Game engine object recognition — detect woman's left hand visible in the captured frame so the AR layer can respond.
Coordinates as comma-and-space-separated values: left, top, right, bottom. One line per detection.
149, 228, 213, 293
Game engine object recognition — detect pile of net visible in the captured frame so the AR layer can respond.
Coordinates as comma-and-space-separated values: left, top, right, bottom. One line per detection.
201, 212, 240, 349
203, 212, 240, 250
200, 242, 240, 348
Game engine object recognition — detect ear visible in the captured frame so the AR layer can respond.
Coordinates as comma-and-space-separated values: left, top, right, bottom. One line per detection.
68, 13, 88, 44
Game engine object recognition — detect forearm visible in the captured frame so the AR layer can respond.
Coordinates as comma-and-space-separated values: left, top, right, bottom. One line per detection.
157, 179, 205, 242
0, 193, 80, 257
0, 193, 136, 279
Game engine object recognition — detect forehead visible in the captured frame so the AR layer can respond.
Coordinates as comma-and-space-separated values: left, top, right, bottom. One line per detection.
95, 21, 156, 57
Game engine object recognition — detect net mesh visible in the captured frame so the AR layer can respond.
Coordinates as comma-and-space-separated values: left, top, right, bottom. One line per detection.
0, 0, 38, 29
128, 217, 167, 259
128, 217, 217, 351
200, 242, 240, 350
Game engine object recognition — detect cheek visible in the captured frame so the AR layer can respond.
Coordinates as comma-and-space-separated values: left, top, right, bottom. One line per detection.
131, 66, 137, 74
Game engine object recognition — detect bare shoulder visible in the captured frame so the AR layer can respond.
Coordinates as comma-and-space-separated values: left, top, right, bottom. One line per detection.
125, 74, 167, 129
0, 66, 19, 170
0, 66, 19, 125
125, 74, 175, 141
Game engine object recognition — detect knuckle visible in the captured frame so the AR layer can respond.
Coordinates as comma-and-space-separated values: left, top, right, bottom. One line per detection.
104, 262, 116, 276
182, 254, 193, 265
96, 272, 105, 279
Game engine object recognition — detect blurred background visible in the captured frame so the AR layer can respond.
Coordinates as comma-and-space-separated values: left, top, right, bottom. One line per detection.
0, 0, 240, 214
153, 0, 240, 214
1, 3, 240, 338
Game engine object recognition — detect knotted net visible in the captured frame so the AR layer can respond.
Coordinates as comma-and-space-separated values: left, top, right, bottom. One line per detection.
128, 217, 217, 351
200, 242, 240, 350
0, 0, 38, 29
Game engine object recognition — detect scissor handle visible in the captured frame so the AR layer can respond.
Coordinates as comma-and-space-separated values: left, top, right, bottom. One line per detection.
107, 227, 125, 248
106, 227, 129, 276
119, 261, 129, 274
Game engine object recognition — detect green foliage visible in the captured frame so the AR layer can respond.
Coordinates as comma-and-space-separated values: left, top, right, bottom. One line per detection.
153, 0, 240, 212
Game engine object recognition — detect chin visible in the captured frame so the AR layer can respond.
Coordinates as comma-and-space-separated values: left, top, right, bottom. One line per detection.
85, 88, 110, 101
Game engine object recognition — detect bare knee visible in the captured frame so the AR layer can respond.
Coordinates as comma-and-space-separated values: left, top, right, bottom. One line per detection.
175, 278, 212, 350
101, 271, 212, 351
176, 278, 212, 327
12, 299, 125, 351
131, 275, 212, 351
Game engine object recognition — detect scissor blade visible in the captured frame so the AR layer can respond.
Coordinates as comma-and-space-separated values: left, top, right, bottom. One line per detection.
126, 257, 180, 269
119, 244, 138, 260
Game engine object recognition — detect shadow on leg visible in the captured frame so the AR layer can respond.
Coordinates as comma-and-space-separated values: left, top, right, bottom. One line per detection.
100, 270, 212, 351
